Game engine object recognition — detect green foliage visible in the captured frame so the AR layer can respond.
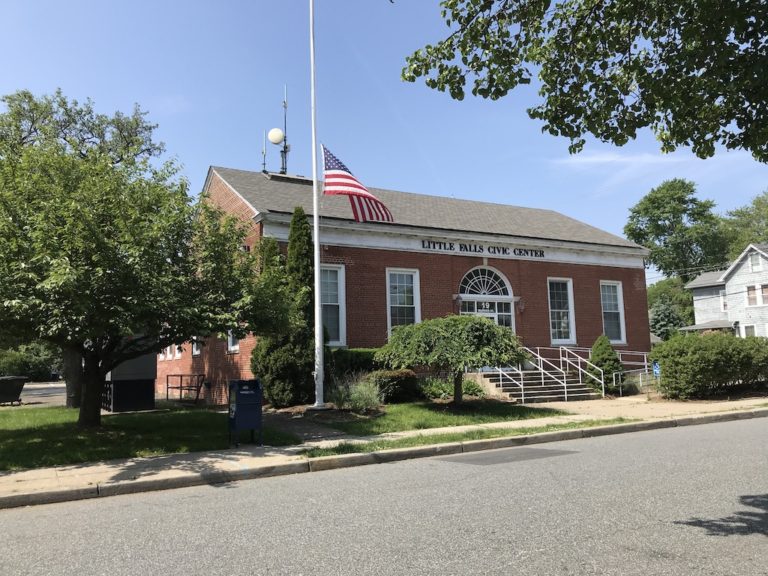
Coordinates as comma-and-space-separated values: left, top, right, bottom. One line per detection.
651, 333, 768, 399
366, 369, 421, 404
722, 191, 768, 259
0, 342, 61, 381
404, 1, 768, 161
647, 277, 694, 325
588, 335, 623, 394
348, 380, 381, 413
624, 179, 729, 281
251, 207, 318, 408
419, 377, 486, 400
0, 90, 265, 426
376, 314, 525, 403
329, 348, 379, 379
649, 295, 684, 341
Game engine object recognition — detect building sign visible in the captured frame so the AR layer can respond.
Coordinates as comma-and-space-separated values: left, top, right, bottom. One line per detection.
420, 239, 545, 259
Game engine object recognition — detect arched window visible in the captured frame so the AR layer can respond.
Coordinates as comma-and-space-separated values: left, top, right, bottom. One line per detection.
459, 267, 510, 296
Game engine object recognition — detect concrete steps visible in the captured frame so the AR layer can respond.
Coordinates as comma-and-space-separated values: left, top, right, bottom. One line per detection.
482, 370, 602, 403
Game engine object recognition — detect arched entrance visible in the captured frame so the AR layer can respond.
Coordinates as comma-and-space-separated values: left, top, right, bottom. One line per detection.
458, 267, 515, 331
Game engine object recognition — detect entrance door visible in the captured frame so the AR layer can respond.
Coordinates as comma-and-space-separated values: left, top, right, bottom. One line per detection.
460, 299, 513, 329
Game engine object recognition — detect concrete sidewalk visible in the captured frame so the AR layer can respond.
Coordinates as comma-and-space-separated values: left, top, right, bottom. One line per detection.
1, 396, 767, 509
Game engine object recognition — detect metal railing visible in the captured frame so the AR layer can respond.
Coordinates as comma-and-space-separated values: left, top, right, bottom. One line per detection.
559, 347, 604, 397
612, 368, 653, 396
523, 347, 568, 401
534, 346, 649, 372
497, 366, 525, 403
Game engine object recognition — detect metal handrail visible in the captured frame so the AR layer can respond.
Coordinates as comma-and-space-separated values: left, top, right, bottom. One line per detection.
497, 366, 525, 403
536, 345, 649, 371
612, 367, 652, 396
524, 347, 568, 401
560, 347, 604, 397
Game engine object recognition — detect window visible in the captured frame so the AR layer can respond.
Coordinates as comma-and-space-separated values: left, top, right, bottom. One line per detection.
750, 252, 762, 271
747, 285, 759, 306
720, 290, 728, 312
227, 330, 239, 353
600, 281, 626, 344
165, 345, 174, 359
174, 345, 182, 359
548, 278, 575, 344
743, 325, 756, 338
158, 348, 165, 361
387, 268, 421, 335
192, 337, 202, 356
321, 265, 346, 346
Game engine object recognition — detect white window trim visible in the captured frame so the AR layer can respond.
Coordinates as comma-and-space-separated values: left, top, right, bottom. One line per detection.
742, 324, 756, 338
750, 252, 762, 272
227, 330, 240, 354
321, 264, 347, 347
600, 280, 626, 345
719, 289, 727, 312
192, 337, 201, 357
158, 348, 165, 361
547, 277, 576, 345
386, 268, 422, 337
744, 284, 768, 307
174, 345, 182, 359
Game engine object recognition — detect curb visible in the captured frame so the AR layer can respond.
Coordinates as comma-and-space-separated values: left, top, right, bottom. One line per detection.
2, 407, 767, 510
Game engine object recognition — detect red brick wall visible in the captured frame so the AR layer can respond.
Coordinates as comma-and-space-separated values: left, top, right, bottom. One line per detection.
324, 245, 650, 352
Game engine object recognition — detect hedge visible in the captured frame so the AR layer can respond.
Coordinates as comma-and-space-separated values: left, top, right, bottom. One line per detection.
329, 348, 379, 378
366, 369, 421, 403
650, 332, 768, 399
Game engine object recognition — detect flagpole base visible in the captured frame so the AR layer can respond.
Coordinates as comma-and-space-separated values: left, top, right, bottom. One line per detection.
307, 402, 330, 411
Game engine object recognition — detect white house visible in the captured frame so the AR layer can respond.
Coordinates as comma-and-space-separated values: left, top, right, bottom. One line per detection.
684, 243, 768, 337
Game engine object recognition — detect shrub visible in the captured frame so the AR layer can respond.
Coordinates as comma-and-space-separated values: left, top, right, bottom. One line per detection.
330, 348, 379, 379
0, 342, 60, 381
650, 332, 768, 399
366, 369, 421, 403
588, 335, 623, 394
349, 380, 381, 413
420, 377, 487, 400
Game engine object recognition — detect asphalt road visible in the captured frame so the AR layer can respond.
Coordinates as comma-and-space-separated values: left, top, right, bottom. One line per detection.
3, 419, 767, 576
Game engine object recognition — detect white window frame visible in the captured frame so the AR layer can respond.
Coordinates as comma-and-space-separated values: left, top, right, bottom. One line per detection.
745, 284, 767, 307
158, 348, 165, 361
227, 330, 240, 354
719, 289, 727, 312
192, 337, 201, 357
600, 281, 626, 345
547, 277, 576, 345
742, 324, 756, 338
386, 268, 422, 337
165, 345, 174, 359
321, 264, 347, 347
750, 252, 762, 272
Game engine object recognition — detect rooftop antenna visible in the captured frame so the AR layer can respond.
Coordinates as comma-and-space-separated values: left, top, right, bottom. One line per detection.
261, 130, 267, 172
267, 85, 290, 174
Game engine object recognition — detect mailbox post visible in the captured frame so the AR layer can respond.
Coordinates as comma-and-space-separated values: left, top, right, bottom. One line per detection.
228, 379, 263, 447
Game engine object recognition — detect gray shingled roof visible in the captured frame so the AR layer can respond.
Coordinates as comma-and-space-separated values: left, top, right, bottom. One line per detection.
685, 270, 726, 289
211, 167, 642, 249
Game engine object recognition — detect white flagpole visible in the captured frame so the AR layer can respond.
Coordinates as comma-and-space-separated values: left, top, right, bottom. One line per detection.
309, 0, 325, 408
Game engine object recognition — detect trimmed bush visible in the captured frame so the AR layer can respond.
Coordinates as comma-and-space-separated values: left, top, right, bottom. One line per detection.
349, 380, 381, 413
588, 335, 623, 394
650, 332, 768, 399
366, 369, 421, 403
420, 377, 487, 400
330, 348, 379, 379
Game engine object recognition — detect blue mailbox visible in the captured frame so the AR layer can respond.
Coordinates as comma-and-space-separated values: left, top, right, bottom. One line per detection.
228, 379, 263, 446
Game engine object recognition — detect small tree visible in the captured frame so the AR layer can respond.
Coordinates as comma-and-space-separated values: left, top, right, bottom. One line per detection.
588, 335, 624, 394
251, 207, 317, 407
375, 315, 525, 404
649, 296, 684, 341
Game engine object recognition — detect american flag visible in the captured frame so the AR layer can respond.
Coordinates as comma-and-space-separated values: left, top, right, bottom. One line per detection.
322, 145, 394, 223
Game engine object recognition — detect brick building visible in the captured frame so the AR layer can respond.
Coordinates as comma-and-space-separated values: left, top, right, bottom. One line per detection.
157, 167, 651, 402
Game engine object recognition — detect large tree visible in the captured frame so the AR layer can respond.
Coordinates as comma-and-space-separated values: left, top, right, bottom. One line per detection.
624, 179, 729, 281
0, 90, 264, 427
404, 1, 768, 160
646, 277, 694, 326
722, 190, 768, 259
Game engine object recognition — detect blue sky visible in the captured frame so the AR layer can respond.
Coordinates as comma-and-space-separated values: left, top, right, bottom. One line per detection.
3, 0, 767, 285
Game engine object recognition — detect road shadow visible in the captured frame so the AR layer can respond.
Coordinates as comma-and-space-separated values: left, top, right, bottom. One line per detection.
675, 494, 768, 537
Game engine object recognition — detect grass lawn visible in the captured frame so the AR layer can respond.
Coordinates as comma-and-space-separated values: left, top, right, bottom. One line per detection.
303, 418, 633, 457
0, 406, 301, 472
315, 400, 568, 436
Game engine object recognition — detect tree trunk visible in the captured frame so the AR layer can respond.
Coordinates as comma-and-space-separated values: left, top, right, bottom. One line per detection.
452, 371, 463, 405
62, 347, 83, 409
78, 356, 104, 428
